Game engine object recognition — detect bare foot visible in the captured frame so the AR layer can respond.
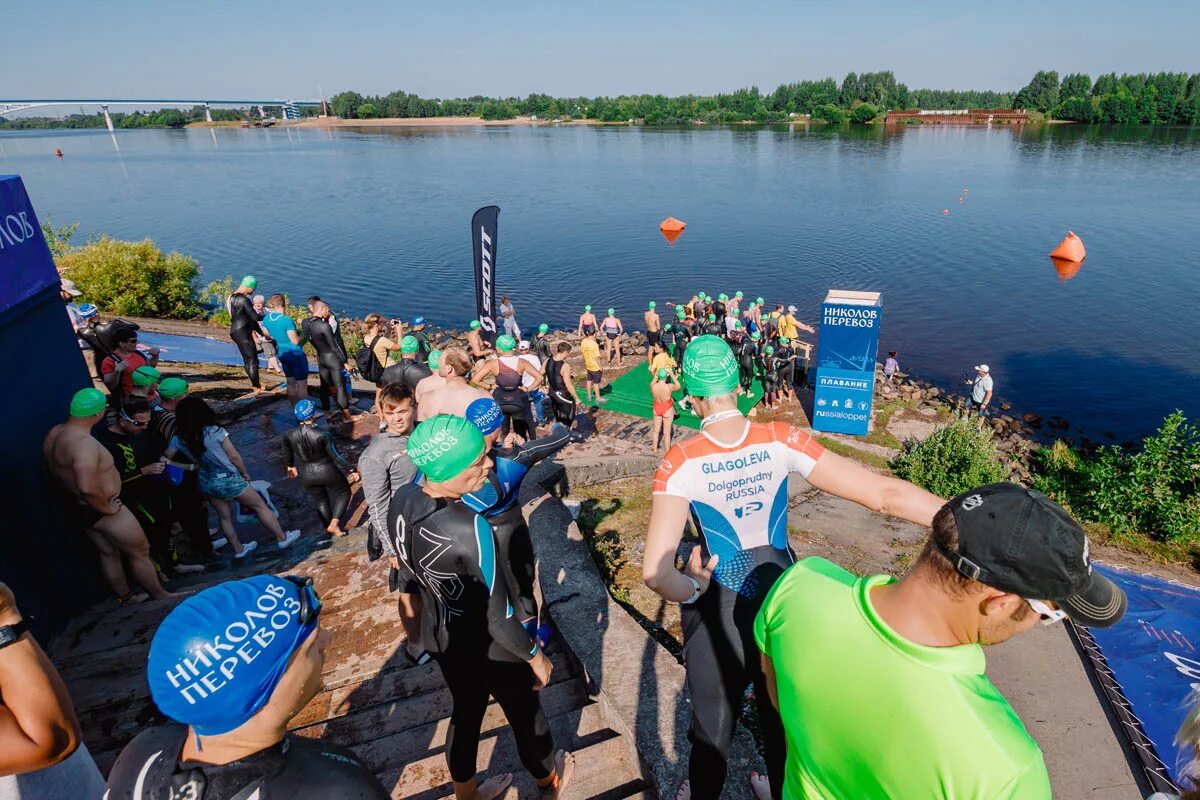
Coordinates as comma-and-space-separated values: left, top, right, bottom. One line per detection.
326, 523, 347, 537
474, 773, 513, 800
540, 750, 575, 797
675, 780, 691, 800
119, 591, 150, 605
749, 771, 771, 800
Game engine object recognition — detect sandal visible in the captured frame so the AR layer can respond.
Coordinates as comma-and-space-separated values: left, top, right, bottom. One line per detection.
403, 648, 432, 666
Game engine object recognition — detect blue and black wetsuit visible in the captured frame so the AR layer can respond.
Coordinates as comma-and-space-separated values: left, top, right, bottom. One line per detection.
463, 424, 573, 625
386, 484, 554, 784
284, 423, 353, 527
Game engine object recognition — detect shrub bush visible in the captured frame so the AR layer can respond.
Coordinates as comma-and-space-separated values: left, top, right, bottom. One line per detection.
851, 103, 879, 123
57, 236, 202, 318
890, 416, 1008, 497
1033, 411, 1200, 543
812, 103, 847, 123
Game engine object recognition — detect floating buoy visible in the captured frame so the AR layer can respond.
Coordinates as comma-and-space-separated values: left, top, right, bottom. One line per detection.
661, 228, 684, 245
659, 217, 686, 232
55, 149, 63, 158
958, 197, 964, 203
1048, 231, 1086, 263
963, 188, 969, 193
943, 209, 949, 215
1050, 256, 1081, 282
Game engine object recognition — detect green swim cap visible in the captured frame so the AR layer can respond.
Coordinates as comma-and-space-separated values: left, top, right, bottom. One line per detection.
736, 291, 744, 298
469, 320, 481, 330
400, 335, 419, 354
607, 308, 615, 316
158, 377, 188, 399
764, 345, 775, 355
427, 349, 442, 370
495, 335, 516, 352
779, 337, 790, 345
656, 368, 670, 380
538, 323, 549, 334
707, 313, 716, 322
240, 275, 257, 289
751, 331, 762, 341
676, 308, 686, 318
69, 388, 107, 418
408, 415, 486, 483
734, 321, 743, 329
756, 297, 764, 305
132, 366, 162, 387
648, 301, 656, 309
681, 336, 739, 398
664, 323, 673, 332
718, 293, 728, 302
584, 305, 592, 312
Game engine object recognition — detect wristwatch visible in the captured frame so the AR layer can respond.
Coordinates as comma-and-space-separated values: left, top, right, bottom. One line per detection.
0, 619, 30, 650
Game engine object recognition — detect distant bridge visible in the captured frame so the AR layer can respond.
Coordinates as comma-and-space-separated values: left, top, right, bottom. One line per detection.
0, 99, 324, 129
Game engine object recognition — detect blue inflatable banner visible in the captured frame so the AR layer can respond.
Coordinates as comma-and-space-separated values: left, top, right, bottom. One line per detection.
812, 290, 882, 436
1080, 563, 1200, 790
0, 175, 59, 316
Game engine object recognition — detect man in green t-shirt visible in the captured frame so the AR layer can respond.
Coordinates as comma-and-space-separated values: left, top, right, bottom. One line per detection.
754, 483, 1127, 800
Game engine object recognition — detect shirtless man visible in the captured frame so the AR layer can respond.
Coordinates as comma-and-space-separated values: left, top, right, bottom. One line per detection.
417, 347, 489, 421
42, 388, 172, 601
466, 320, 493, 363
414, 350, 447, 410
644, 301, 662, 357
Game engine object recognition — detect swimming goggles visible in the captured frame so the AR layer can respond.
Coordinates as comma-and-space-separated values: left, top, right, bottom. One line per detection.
284, 575, 323, 627
1025, 598, 1067, 626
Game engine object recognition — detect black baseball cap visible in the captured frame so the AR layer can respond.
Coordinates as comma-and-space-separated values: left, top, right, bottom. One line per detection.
933, 483, 1126, 628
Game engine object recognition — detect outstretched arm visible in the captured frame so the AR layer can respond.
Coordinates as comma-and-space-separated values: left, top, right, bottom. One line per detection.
513, 424, 572, 469
806, 449, 944, 527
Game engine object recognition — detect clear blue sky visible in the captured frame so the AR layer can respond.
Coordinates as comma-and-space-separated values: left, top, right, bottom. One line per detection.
4, 0, 1197, 101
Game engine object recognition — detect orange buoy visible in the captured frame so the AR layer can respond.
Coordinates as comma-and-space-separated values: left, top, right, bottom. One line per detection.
659, 217, 686, 232
55, 149, 63, 158
1048, 231, 1086, 263
661, 228, 684, 245
943, 209, 949, 215
1050, 256, 1081, 282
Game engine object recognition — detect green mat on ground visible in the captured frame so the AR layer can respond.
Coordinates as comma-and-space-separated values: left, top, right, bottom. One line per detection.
587, 364, 763, 430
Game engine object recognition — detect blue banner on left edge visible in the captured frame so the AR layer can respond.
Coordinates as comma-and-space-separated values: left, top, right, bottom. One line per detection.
0, 175, 59, 315
471, 205, 500, 344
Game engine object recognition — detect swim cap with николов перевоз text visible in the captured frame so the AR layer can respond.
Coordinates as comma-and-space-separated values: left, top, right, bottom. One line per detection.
681, 335, 740, 397
407, 415, 487, 483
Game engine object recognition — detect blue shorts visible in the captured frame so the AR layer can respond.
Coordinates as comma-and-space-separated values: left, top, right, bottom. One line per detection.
279, 350, 310, 381
200, 469, 249, 500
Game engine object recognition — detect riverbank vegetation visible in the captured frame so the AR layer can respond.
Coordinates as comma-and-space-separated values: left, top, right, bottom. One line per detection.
1015, 71, 1200, 125
0, 106, 255, 130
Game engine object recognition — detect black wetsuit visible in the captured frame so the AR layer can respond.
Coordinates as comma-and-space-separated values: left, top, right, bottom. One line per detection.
386, 485, 553, 784
410, 329, 432, 360
284, 423, 352, 527
378, 357, 432, 394
151, 408, 212, 561
660, 327, 677, 358
302, 317, 350, 412
545, 358, 576, 426
104, 722, 388, 799
713, 300, 727, 331
229, 292, 267, 389
674, 321, 694, 370
737, 338, 759, 393
705, 320, 725, 337
464, 424, 572, 625
493, 357, 536, 441
94, 426, 174, 569
533, 335, 553, 366
776, 343, 796, 393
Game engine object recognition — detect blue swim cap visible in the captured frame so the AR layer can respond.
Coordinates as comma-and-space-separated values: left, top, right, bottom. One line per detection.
465, 397, 504, 435
411, 316, 425, 326
294, 398, 316, 421
147, 576, 321, 735
78, 303, 98, 319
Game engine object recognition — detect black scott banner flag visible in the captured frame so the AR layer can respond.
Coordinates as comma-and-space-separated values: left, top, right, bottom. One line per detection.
471, 205, 500, 343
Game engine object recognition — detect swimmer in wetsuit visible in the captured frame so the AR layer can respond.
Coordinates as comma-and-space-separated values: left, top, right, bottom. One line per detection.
759, 345, 780, 409
464, 399, 573, 629
545, 341, 582, 425
643, 336, 944, 800
387, 416, 575, 800
302, 300, 354, 423
227, 276, 272, 395
576, 305, 597, 337
472, 335, 542, 441
284, 400, 359, 537
105, 576, 388, 800
737, 332, 760, 396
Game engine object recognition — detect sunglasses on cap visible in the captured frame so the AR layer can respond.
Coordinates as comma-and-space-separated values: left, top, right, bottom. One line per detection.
1025, 598, 1068, 626
119, 410, 149, 427
284, 575, 323, 627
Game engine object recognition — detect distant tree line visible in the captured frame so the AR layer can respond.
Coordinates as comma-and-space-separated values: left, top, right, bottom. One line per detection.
0, 105, 318, 129
1014, 70, 1200, 124
6, 71, 1199, 129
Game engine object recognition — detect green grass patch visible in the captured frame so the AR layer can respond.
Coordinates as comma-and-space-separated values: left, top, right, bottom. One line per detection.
816, 436, 893, 472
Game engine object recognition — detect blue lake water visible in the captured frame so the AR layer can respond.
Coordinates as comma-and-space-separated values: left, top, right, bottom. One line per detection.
3, 123, 1198, 441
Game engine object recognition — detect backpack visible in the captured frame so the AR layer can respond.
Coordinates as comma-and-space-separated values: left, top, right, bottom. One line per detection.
355, 335, 385, 383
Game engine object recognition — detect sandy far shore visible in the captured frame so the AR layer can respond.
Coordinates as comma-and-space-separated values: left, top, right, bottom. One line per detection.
286, 115, 610, 128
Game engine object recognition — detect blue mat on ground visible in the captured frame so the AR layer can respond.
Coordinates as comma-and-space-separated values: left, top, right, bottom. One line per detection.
136, 331, 309, 374
1076, 563, 1200, 793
